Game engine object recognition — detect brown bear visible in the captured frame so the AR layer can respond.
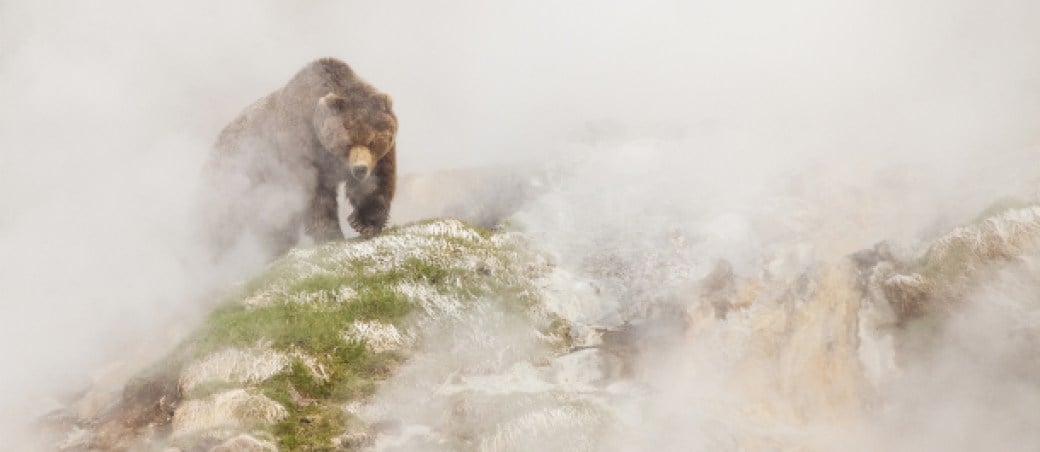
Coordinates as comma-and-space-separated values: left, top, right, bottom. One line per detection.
200, 57, 397, 260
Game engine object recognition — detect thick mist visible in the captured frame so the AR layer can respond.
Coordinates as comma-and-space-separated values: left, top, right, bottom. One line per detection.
2, 0, 1040, 449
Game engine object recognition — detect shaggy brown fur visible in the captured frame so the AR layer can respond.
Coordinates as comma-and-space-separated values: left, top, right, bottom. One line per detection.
201, 57, 397, 259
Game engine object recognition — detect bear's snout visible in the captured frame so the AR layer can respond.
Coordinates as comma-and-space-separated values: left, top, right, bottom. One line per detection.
351, 165, 370, 180
348, 145, 374, 180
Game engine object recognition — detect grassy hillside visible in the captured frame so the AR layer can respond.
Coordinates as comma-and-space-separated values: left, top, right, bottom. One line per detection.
71, 219, 557, 451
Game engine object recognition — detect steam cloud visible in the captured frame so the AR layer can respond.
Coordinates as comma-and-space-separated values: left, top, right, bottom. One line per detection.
2, 0, 1039, 449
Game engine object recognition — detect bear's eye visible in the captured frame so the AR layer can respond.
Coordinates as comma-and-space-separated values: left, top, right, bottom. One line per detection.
370, 137, 387, 149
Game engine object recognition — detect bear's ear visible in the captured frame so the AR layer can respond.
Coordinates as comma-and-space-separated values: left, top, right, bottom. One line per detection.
377, 93, 393, 111
318, 92, 347, 111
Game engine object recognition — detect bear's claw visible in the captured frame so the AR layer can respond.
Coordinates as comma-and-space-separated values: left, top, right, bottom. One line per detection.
348, 211, 384, 238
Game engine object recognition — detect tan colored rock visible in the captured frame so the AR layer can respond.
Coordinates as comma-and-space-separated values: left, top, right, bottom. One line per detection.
699, 259, 736, 318
210, 433, 278, 452
882, 273, 934, 320
180, 347, 289, 394
172, 390, 287, 434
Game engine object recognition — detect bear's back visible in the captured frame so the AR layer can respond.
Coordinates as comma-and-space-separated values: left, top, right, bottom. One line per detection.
212, 58, 370, 156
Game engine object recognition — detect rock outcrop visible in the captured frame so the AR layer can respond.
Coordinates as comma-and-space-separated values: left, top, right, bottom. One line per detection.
50, 219, 567, 450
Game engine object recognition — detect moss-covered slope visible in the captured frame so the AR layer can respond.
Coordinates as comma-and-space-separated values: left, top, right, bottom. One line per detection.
74, 219, 550, 451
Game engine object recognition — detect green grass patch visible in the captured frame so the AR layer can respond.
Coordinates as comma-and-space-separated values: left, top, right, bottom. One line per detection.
272, 403, 349, 451
189, 288, 412, 359
257, 350, 400, 449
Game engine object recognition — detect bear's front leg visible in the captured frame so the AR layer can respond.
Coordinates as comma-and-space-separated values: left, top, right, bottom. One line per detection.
346, 147, 394, 238
304, 186, 345, 243
347, 195, 388, 238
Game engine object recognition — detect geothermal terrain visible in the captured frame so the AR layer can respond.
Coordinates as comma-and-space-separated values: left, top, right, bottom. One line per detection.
35, 164, 1040, 451
4, 1, 1040, 451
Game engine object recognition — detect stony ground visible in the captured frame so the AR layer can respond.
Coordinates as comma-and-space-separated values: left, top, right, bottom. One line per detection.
43, 201, 1040, 451
48, 219, 573, 450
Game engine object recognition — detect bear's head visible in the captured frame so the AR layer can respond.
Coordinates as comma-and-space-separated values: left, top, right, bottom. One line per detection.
313, 91, 397, 181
